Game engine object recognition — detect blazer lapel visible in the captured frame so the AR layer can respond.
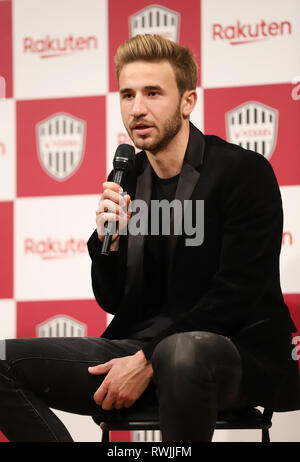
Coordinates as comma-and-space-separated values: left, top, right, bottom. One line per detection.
124, 161, 152, 302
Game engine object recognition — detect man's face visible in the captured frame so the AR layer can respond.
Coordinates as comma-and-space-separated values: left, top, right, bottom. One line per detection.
119, 60, 183, 153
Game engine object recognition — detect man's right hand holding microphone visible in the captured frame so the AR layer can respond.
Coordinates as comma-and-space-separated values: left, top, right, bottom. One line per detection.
96, 182, 132, 252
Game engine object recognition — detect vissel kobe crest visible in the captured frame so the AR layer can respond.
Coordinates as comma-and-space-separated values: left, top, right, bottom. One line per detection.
36, 315, 87, 337
129, 5, 180, 42
36, 113, 86, 181
226, 101, 278, 160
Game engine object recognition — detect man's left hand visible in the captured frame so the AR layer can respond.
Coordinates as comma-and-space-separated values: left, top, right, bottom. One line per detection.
88, 350, 153, 410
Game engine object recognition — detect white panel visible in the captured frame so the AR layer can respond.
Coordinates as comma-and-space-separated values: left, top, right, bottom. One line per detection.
51, 410, 102, 442
13, 0, 108, 99
0, 300, 16, 339
270, 410, 300, 441
202, 0, 300, 87
14, 195, 99, 300
190, 87, 204, 132
0, 99, 15, 200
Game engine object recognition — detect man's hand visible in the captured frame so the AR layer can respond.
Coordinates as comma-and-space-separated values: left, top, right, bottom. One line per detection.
96, 182, 132, 250
88, 350, 153, 410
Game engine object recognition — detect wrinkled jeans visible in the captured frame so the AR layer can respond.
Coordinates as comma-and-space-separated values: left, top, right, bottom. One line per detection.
0, 331, 249, 442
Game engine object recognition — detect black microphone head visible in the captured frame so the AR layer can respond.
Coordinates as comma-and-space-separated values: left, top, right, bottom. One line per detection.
113, 144, 135, 172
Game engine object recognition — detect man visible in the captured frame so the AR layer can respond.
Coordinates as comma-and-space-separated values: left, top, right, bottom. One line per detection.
0, 34, 299, 442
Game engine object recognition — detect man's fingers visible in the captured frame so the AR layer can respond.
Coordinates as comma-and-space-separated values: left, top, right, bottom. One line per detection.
96, 198, 125, 215
101, 392, 118, 410
96, 212, 118, 226
101, 186, 129, 208
96, 192, 131, 240
93, 383, 109, 406
123, 194, 132, 212
113, 400, 124, 410
89, 363, 113, 406
96, 212, 119, 237
88, 362, 111, 375
103, 182, 123, 193
123, 400, 135, 409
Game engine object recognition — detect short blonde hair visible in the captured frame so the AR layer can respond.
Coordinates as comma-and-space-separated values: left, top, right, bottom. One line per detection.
114, 34, 198, 95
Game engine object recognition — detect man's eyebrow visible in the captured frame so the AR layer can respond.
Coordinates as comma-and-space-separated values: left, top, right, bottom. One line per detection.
144, 85, 163, 91
119, 88, 132, 94
119, 85, 163, 94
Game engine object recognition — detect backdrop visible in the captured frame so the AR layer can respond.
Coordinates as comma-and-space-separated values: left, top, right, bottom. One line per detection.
0, 0, 299, 442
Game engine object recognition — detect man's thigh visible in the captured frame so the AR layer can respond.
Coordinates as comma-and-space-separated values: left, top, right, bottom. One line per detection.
4, 336, 147, 416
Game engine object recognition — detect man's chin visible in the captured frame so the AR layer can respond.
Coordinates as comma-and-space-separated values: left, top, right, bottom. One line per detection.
132, 136, 155, 152
130, 130, 165, 153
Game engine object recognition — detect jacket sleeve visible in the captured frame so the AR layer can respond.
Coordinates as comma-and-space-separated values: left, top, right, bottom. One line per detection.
87, 170, 127, 315
140, 150, 289, 360
87, 230, 126, 314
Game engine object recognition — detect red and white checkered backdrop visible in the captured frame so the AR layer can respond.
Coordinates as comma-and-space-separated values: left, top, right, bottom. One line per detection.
0, 0, 299, 442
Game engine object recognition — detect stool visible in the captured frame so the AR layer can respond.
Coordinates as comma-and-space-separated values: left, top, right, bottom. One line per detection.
93, 406, 273, 442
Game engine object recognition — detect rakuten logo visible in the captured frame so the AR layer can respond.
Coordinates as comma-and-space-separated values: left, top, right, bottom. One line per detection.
282, 231, 293, 247
212, 20, 292, 45
291, 76, 300, 101
23, 35, 98, 58
25, 237, 87, 260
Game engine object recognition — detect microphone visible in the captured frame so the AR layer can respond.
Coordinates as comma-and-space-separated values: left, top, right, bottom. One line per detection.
101, 144, 135, 255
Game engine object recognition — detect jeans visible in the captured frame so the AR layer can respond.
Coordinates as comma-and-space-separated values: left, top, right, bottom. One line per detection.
0, 332, 249, 442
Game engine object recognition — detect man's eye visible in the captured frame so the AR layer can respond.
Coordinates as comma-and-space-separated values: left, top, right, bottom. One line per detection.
123, 94, 133, 99
148, 91, 158, 97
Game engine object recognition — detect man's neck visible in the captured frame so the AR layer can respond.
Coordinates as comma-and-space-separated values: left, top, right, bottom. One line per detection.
145, 122, 190, 179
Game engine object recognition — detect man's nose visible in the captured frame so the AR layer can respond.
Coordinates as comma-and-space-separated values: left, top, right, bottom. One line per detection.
131, 94, 147, 118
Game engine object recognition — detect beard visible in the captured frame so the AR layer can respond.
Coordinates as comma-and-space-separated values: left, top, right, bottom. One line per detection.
128, 103, 182, 154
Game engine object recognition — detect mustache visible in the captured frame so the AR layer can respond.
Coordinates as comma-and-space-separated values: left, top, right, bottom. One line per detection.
130, 120, 156, 129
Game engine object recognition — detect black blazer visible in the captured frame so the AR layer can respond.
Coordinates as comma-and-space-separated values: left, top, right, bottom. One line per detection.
88, 123, 300, 412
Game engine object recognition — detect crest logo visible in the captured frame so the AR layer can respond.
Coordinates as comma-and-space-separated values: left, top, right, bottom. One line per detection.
36, 113, 86, 181
129, 5, 180, 42
226, 101, 278, 159
36, 315, 87, 337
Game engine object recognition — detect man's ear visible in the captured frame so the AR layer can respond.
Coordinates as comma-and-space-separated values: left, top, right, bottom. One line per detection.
181, 90, 197, 119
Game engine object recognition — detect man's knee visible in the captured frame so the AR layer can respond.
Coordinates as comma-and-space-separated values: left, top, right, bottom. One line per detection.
151, 331, 244, 411
151, 331, 240, 380
151, 332, 210, 381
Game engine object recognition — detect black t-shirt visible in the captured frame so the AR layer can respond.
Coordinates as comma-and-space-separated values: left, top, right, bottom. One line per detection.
129, 168, 180, 339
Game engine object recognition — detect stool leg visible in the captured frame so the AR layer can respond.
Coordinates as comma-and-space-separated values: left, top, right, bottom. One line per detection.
101, 429, 110, 442
262, 429, 270, 443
